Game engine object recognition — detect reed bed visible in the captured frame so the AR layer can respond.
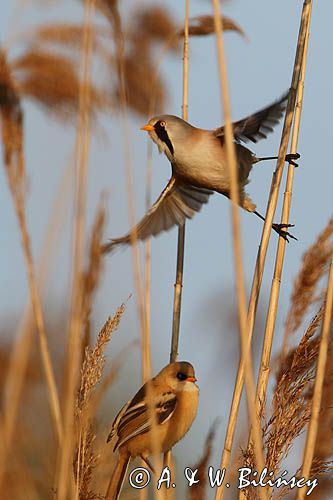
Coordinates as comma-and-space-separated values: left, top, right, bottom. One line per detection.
0, 1, 332, 499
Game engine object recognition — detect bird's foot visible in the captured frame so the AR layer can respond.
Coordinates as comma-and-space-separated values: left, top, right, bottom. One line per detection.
285, 153, 300, 167
272, 222, 298, 242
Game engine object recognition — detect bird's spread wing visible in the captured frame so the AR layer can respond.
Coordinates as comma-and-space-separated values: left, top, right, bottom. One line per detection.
214, 92, 288, 144
102, 176, 213, 253
110, 386, 177, 451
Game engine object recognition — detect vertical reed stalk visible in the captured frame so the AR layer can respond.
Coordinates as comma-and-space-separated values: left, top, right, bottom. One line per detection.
216, 3, 312, 495
162, 2, 190, 483
211, 3, 266, 500
56, 2, 95, 498
254, 5, 312, 425
296, 254, 333, 499
169, 0, 190, 364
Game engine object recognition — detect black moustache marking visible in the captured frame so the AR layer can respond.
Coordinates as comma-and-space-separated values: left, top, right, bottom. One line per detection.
154, 121, 174, 155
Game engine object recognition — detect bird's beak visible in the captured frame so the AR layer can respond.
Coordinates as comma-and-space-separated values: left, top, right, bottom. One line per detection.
187, 376, 197, 383
141, 124, 155, 132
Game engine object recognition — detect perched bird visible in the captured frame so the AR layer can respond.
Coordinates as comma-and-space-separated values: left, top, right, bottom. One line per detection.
106, 361, 199, 500
103, 93, 298, 253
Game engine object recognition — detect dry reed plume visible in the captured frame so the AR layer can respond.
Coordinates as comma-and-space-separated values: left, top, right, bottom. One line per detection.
76, 304, 126, 499
241, 217, 333, 499
265, 308, 324, 474
241, 306, 330, 499
284, 217, 333, 337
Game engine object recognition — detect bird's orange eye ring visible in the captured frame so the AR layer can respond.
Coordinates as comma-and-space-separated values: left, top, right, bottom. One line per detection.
159, 120, 166, 128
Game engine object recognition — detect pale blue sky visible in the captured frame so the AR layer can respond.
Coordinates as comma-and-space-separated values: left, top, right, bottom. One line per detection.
0, 1, 331, 496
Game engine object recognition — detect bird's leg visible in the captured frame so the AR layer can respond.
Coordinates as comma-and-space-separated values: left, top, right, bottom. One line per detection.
140, 454, 156, 474
253, 211, 297, 242
256, 152, 300, 167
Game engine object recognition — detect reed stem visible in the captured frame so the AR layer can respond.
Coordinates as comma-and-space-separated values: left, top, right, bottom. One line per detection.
254, 3, 312, 427
216, 2, 313, 498
170, 0, 190, 364
163, 1, 190, 484
211, 2, 266, 500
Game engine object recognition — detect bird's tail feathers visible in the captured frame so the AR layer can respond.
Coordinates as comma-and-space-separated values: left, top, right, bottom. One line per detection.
101, 235, 129, 255
106, 453, 130, 500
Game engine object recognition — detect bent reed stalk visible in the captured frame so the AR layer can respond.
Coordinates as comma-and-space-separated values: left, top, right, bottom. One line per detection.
211, 2, 267, 500
216, 1, 313, 499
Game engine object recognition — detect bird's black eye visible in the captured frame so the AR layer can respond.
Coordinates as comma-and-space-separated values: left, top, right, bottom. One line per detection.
159, 120, 166, 128
176, 372, 187, 381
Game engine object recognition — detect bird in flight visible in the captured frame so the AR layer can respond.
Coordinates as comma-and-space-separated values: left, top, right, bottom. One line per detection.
103, 93, 298, 254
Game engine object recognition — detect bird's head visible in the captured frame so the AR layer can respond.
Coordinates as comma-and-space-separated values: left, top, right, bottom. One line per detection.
157, 361, 198, 393
141, 115, 194, 162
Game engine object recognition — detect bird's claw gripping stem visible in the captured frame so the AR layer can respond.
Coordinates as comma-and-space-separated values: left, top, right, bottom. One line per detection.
272, 222, 298, 242
285, 152, 300, 167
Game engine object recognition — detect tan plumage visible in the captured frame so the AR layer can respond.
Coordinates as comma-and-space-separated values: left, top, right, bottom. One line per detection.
106, 361, 199, 500
103, 92, 297, 253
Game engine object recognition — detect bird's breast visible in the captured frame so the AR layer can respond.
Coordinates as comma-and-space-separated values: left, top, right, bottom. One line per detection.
173, 134, 230, 191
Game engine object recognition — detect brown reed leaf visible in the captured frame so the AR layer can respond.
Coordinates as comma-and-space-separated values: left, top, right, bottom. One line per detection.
12, 49, 110, 123
181, 15, 247, 39
284, 217, 333, 337
188, 421, 218, 500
